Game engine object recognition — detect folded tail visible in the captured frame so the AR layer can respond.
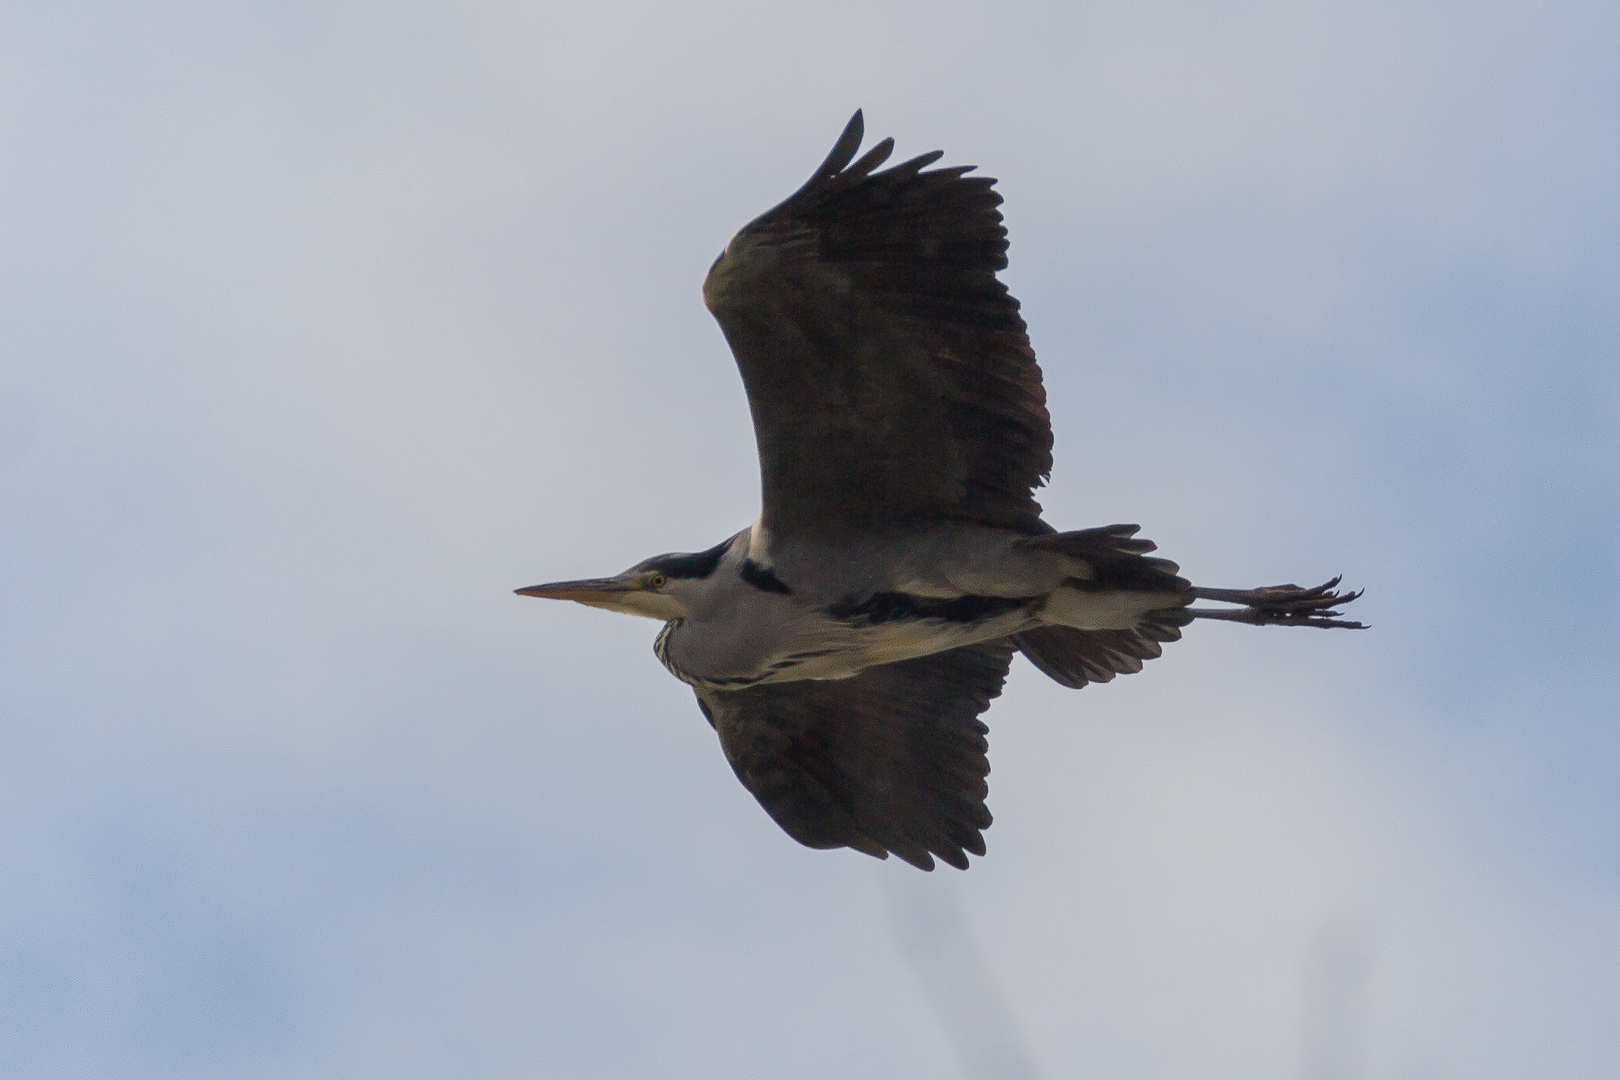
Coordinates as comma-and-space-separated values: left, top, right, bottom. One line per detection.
1013, 525, 1192, 688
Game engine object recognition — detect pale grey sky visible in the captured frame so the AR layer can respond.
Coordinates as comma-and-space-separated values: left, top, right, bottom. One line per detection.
2, 2, 1616, 1077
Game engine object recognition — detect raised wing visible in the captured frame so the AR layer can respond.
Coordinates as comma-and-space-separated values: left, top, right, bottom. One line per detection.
694, 642, 1014, 870
703, 111, 1052, 542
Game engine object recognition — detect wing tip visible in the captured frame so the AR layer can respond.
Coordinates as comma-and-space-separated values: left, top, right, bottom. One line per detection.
818, 109, 866, 179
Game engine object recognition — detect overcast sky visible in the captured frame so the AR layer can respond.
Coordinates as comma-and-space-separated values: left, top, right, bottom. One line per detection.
2, 2, 1616, 1077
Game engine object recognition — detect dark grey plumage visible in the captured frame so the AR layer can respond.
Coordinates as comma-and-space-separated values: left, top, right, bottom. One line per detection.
703, 112, 1050, 539
518, 111, 1363, 870
697, 642, 1011, 871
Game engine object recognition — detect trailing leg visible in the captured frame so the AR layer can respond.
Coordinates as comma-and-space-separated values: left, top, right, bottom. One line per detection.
1186, 576, 1365, 629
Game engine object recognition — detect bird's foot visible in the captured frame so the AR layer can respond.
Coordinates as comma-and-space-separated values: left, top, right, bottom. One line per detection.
1186, 576, 1366, 629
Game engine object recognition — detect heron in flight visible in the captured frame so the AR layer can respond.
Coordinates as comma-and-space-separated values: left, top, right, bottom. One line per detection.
520, 112, 1362, 870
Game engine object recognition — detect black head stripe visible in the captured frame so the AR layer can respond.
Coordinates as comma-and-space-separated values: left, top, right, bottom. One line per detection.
647, 538, 730, 580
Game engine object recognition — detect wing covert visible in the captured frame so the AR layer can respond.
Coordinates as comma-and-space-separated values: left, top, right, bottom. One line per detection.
703, 111, 1052, 542
695, 642, 1014, 870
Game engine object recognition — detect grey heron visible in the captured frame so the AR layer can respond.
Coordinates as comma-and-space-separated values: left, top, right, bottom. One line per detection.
520, 111, 1363, 870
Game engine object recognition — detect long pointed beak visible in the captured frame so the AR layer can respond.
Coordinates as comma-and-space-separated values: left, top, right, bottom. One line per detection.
515, 576, 636, 603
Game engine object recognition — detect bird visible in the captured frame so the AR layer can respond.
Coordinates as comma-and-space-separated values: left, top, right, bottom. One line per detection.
518, 111, 1363, 871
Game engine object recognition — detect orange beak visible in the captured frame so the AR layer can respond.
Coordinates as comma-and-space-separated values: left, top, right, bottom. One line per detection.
515, 576, 637, 604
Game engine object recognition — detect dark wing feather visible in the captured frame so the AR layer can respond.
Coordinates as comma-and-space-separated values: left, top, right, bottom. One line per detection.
694, 641, 1014, 870
1011, 622, 1184, 689
703, 111, 1052, 541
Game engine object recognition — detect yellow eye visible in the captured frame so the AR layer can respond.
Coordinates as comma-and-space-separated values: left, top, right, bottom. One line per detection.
647, 573, 667, 589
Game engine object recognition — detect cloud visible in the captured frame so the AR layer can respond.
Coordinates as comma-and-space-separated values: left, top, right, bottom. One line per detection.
1, 1, 1615, 1076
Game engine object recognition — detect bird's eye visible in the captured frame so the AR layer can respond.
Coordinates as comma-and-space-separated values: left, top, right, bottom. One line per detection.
648, 573, 668, 589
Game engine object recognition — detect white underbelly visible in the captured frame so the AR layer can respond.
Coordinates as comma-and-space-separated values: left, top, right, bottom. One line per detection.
772, 610, 1040, 682
1041, 586, 1186, 630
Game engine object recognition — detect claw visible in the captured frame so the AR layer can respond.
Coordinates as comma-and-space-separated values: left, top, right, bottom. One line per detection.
1188, 576, 1366, 629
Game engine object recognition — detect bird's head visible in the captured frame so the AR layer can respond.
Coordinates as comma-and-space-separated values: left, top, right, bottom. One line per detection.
516, 541, 730, 621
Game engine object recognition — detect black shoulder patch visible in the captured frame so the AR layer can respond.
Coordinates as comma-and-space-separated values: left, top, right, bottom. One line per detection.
827, 592, 1031, 625
652, 538, 730, 580
740, 559, 793, 595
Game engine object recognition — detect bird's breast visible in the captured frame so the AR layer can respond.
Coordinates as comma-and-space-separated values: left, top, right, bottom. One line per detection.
652, 596, 852, 690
